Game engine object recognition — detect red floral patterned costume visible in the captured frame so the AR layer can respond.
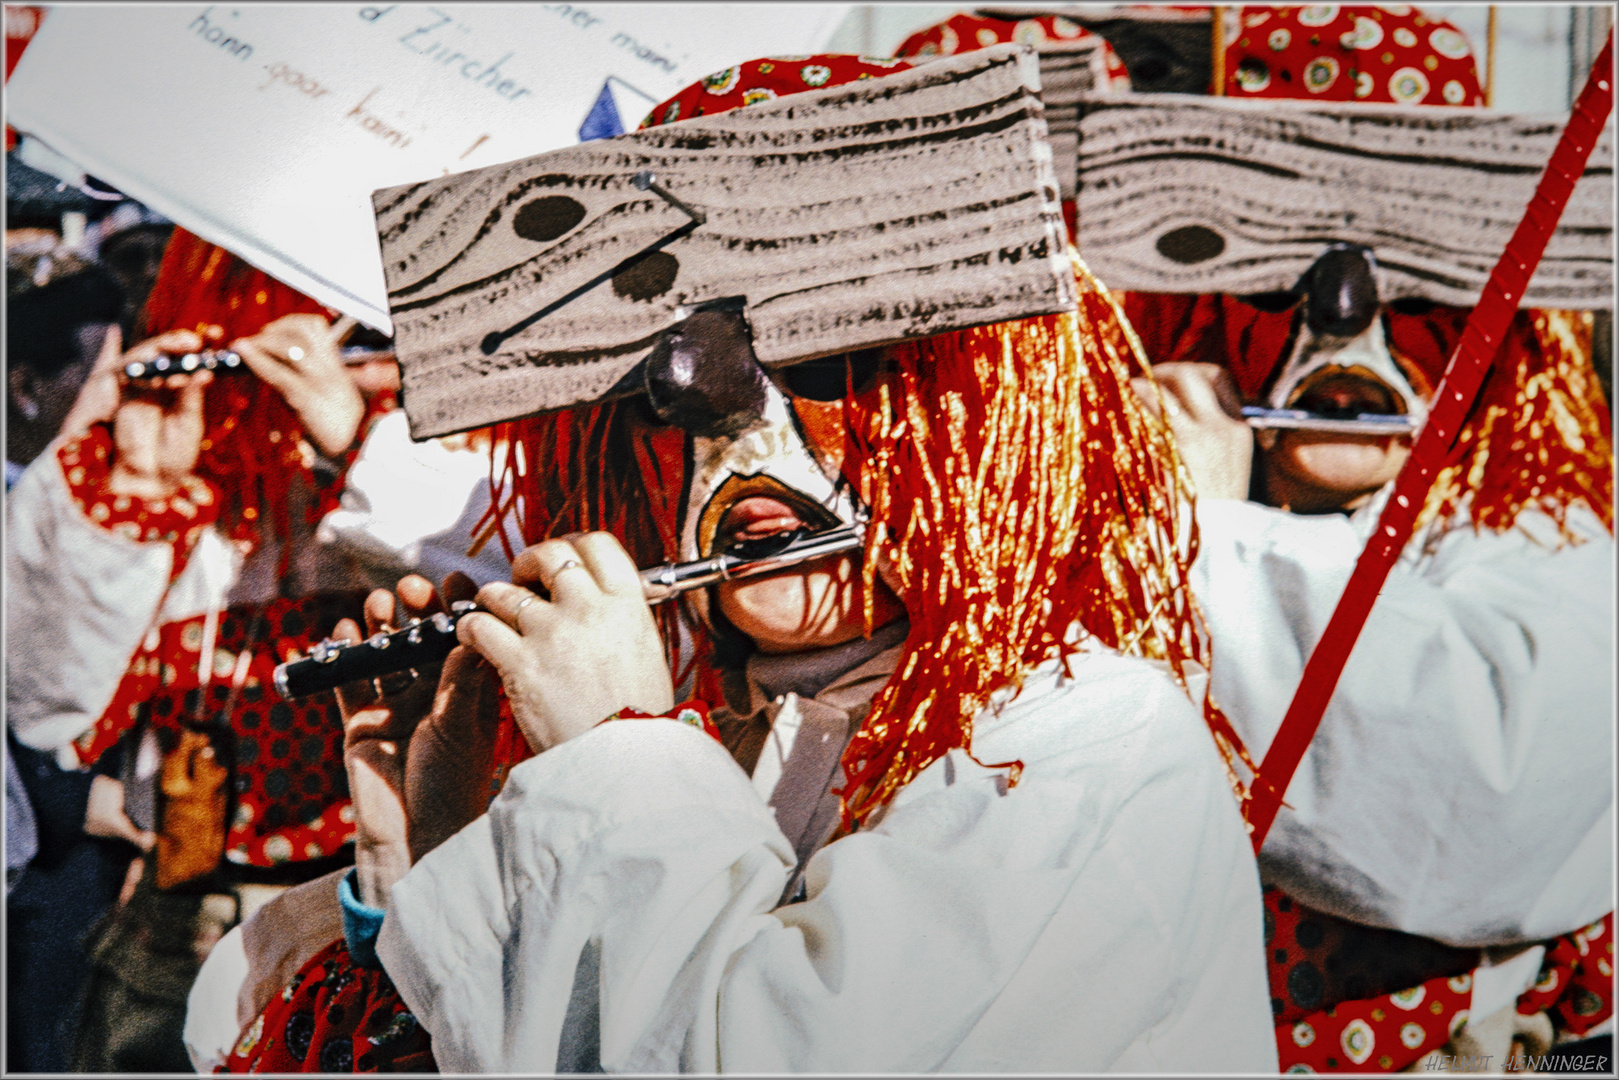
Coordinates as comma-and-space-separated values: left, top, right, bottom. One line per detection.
892, 9, 1131, 90
1221, 4, 1483, 106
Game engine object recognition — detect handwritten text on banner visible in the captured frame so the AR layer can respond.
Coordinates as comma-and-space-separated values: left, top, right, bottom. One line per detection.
5, 4, 850, 328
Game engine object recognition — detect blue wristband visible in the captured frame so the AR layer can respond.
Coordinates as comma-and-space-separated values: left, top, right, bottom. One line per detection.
337, 868, 387, 969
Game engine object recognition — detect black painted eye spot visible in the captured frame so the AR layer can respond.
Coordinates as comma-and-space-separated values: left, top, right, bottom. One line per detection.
1388, 296, 1438, 316
782, 350, 881, 401
512, 195, 587, 243
1156, 225, 1226, 265
611, 251, 680, 301
1238, 290, 1301, 314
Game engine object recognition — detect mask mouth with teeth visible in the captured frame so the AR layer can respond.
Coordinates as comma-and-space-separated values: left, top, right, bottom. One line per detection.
640, 305, 865, 631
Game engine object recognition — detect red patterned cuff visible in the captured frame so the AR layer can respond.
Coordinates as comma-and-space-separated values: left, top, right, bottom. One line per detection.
58, 425, 222, 579
603, 699, 723, 745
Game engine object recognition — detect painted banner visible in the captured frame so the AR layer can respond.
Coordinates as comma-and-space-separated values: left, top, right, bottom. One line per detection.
4, 3, 850, 328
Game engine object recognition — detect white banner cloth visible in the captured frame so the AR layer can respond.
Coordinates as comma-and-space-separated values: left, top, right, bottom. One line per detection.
5, 3, 849, 329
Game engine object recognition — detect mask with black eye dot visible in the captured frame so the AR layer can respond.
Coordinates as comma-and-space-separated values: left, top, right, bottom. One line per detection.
778, 349, 883, 402
1236, 290, 1302, 314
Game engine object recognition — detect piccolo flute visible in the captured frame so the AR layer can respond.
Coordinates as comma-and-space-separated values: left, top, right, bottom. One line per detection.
122, 345, 396, 380
124, 348, 246, 379
1241, 406, 1418, 436
272, 523, 866, 700
123, 315, 376, 380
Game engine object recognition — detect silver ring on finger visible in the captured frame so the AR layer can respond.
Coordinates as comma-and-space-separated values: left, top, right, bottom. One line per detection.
554, 559, 583, 574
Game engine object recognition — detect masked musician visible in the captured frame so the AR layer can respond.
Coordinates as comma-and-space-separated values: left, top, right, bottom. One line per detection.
4, 228, 515, 1070
207, 54, 1278, 1074
898, 4, 1613, 1069
1094, 7, 1612, 1071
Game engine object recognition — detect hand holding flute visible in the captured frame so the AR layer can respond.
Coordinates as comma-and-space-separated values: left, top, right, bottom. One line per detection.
329, 533, 681, 898
228, 313, 365, 457
325, 529, 863, 877
333, 572, 502, 906
274, 524, 865, 700
108, 314, 368, 502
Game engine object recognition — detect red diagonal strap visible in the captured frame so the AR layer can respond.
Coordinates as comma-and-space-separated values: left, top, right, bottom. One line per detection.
1249, 34, 1615, 851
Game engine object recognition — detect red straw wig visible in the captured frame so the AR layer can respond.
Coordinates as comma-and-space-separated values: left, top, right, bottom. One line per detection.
142, 229, 332, 546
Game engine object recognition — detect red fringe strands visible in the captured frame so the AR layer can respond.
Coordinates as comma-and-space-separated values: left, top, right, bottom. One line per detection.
142, 229, 334, 549
488, 402, 713, 699
1412, 309, 1613, 541
836, 255, 1259, 827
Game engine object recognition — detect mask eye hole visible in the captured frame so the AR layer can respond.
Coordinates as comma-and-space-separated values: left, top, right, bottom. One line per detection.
1387, 297, 1438, 316
1237, 290, 1301, 314
780, 349, 882, 401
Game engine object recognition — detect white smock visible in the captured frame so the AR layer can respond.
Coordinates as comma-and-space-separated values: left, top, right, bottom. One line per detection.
376, 648, 1277, 1073
1191, 494, 1614, 948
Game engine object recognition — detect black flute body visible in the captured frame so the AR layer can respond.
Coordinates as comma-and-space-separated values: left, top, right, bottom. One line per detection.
274, 605, 474, 700
272, 524, 864, 700
124, 346, 396, 381
124, 349, 246, 380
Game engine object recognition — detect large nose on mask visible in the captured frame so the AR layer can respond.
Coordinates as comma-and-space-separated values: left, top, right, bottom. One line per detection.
1300, 243, 1380, 339
643, 308, 770, 438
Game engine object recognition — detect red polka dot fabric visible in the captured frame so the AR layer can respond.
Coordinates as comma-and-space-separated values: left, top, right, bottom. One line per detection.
1222, 5, 1483, 105
58, 426, 221, 579
638, 54, 913, 130
1515, 914, 1615, 1038
58, 416, 401, 869
1267, 889, 1617, 1072
1265, 886, 1476, 1071
220, 937, 434, 1073
891, 11, 1131, 93
75, 587, 368, 868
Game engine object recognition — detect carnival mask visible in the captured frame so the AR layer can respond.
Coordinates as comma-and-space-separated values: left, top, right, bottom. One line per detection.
641, 306, 862, 567
1261, 244, 1432, 431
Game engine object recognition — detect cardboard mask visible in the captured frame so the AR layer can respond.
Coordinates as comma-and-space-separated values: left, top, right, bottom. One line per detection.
372, 44, 1074, 439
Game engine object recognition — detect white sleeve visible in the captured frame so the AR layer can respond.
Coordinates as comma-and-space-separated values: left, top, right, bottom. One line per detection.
377, 661, 1278, 1074
5, 450, 172, 751
184, 924, 248, 1073
377, 720, 792, 1074
1193, 498, 1615, 946
5, 448, 239, 753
